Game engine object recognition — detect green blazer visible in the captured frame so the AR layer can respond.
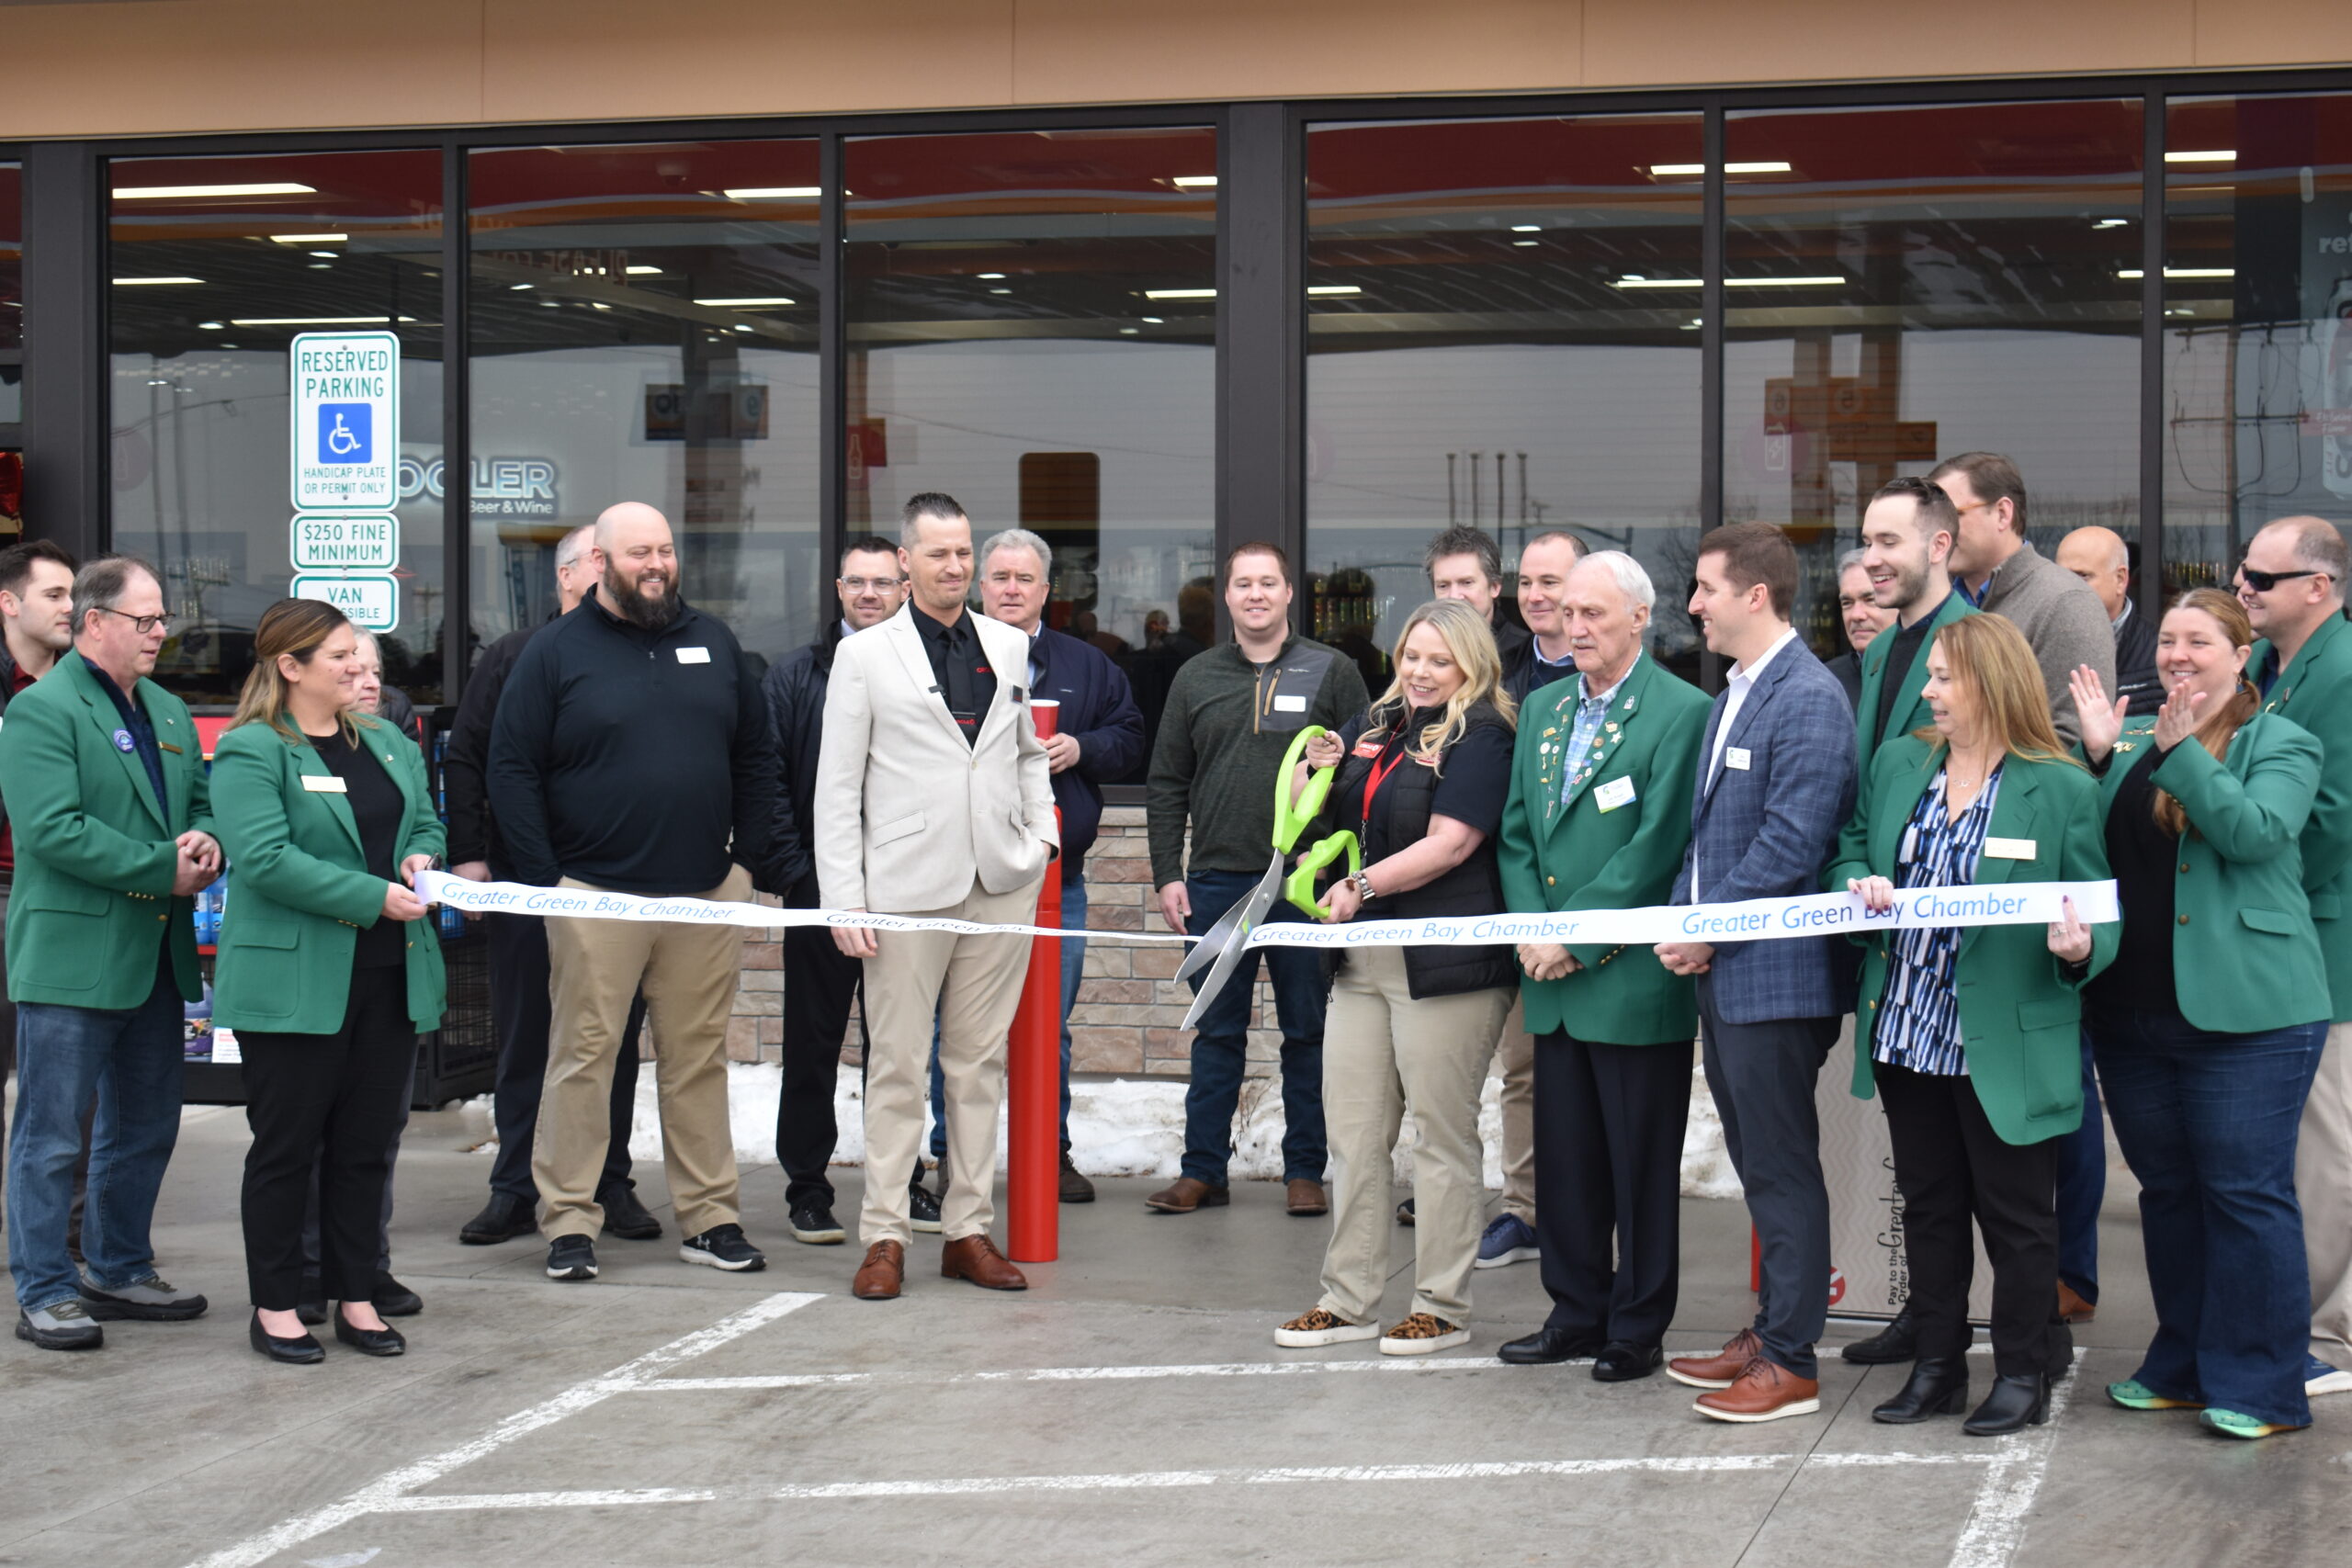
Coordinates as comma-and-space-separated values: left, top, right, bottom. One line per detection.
0, 652, 212, 1008
1853, 590, 1977, 762
1825, 739, 2117, 1145
1498, 654, 1712, 1043
2253, 611, 2352, 1022
210, 716, 447, 1034
2097, 710, 2329, 1035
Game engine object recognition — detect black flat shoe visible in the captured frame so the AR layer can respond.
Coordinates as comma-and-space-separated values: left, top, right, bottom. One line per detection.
1592, 1341, 1665, 1382
1872, 1356, 1970, 1424
333, 1306, 406, 1358
1842, 1303, 1918, 1365
599, 1184, 663, 1241
1963, 1372, 2049, 1436
250, 1311, 323, 1365
372, 1273, 423, 1317
1498, 1325, 1605, 1366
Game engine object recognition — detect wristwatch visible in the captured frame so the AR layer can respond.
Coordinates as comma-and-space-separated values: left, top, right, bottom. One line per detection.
1348, 871, 1376, 903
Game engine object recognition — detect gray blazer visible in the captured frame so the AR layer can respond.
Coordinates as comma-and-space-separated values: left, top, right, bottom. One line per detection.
1678, 637, 1859, 1025
813, 604, 1058, 913
1975, 542, 2116, 749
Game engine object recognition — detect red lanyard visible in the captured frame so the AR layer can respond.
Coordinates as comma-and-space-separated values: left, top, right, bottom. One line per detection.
1361, 740, 1408, 822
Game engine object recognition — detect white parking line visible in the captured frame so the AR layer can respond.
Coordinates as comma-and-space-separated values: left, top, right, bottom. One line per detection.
1949, 1367, 2079, 1568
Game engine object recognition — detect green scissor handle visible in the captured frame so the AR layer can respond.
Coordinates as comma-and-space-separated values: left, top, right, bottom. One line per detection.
1272, 725, 1338, 855
1285, 831, 1362, 919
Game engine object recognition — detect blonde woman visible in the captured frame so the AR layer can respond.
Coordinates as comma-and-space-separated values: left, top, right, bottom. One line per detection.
1274, 597, 1518, 1356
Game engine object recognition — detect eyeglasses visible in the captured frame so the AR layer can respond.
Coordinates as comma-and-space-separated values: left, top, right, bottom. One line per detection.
839, 577, 903, 592
94, 606, 173, 635
2236, 566, 2326, 593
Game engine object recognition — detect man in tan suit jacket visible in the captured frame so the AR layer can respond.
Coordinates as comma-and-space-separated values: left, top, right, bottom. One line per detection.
814, 492, 1057, 1301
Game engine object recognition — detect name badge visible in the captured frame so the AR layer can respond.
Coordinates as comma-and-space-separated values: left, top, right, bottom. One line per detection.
1272, 694, 1307, 713
675, 647, 711, 665
1984, 836, 2038, 861
1725, 747, 1752, 772
1594, 776, 1637, 813
302, 774, 349, 794
1351, 739, 1385, 759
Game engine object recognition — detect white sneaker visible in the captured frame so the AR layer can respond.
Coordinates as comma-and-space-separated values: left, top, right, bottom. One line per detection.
2307, 1355, 2352, 1397
1379, 1313, 1471, 1356
1275, 1307, 1378, 1348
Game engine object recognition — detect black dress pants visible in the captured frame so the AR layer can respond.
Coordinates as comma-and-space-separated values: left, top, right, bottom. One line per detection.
241, 966, 418, 1308
1875, 1061, 2072, 1381
1532, 1031, 1693, 1348
486, 910, 640, 1204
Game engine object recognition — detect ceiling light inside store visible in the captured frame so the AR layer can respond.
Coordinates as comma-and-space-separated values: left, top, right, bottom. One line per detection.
978, 273, 1007, 279
198, 321, 225, 330
1511, 224, 1542, 232
1171, 175, 1218, 188
113, 276, 205, 286
1612, 275, 1845, 288
310, 251, 339, 258
626, 265, 662, 275
1306, 286, 1362, 296
2118, 267, 2235, 279
990, 288, 1012, 294
269, 233, 346, 244
2165, 150, 2235, 164
227, 315, 416, 325
721, 186, 820, 199
1142, 316, 1164, 323
2094, 219, 2129, 228
1646, 162, 1792, 177
733, 324, 753, 332
693, 296, 796, 307
1120, 327, 1139, 333
1144, 288, 1217, 299
116, 182, 316, 199
1513, 240, 1537, 246
510, 284, 534, 290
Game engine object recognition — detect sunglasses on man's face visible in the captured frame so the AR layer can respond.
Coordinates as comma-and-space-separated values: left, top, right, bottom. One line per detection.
2237, 566, 2327, 593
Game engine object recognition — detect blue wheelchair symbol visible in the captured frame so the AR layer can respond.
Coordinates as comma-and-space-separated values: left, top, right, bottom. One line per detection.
318, 403, 372, 465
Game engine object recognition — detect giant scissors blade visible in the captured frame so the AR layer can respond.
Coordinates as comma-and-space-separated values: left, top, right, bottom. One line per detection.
1177, 856, 1285, 1028
1171, 849, 1280, 985
1173, 726, 1335, 1020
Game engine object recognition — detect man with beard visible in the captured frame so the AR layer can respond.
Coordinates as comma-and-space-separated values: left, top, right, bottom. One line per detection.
489, 502, 798, 1284
1850, 477, 1973, 765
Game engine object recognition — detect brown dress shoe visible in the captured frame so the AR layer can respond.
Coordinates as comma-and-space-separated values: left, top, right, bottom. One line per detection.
852, 1241, 904, 1301
1694, 1358, 1822, 1423
1145, 1177, 1229, 1213
1666, 1326, 1763, 1390
1059, 1148, 1097, 1204
2056, 1281, 2097, 1324
941, 1234, 1028, 1291
1286, 1179, 1329, 1216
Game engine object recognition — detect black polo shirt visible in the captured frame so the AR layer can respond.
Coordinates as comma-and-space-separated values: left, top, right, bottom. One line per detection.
1873, 592, 1947, 746
915, 605, 997, 746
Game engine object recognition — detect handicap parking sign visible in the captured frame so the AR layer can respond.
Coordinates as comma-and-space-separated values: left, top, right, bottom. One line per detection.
318, 403, 372, 466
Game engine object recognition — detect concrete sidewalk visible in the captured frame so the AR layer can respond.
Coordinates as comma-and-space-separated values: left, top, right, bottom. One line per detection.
0, 1099, 2340, 1568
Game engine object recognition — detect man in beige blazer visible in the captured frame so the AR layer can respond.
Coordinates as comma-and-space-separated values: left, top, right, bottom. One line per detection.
815, 492, 1058, 1301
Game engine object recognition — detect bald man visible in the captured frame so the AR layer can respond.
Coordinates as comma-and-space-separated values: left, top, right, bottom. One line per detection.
2055, 525, 2159, 706
489, 502, 803, 1284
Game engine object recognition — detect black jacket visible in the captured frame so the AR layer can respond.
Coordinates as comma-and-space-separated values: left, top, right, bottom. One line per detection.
1501, 635, 1577, 705
2114, 602, 2162, 709
1825, 651, 1864, 709
488, 596, 800, 896
760, 620, 846, 907
442, 623, 539, 872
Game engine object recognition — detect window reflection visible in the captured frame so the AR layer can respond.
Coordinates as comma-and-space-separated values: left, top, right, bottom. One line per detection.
844, 127, 1216, 773
107, 150, 445, 704
1, 162, 19, 437
1305, 113, 1706, 685
468, 141, 821, 668
1724, 100, 2144, 658
2164, 92, 2352, 592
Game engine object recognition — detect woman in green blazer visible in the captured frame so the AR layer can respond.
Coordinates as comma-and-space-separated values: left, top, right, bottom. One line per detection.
2068, 588, 2330, 1440
212, 599, 447, 1365
1826, 614, 2114, 1438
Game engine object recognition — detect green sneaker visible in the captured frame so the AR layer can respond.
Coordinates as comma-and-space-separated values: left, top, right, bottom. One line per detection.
2107, 1380, 2204, 1411
2199, 1408, 2306, 1440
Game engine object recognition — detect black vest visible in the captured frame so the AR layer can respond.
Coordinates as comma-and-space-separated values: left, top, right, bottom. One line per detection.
1325, 700, 1516, 999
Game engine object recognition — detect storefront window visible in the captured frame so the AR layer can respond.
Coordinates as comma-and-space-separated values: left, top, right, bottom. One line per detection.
108, 150, 445, 704
844, 127, 1216, 769
468, 141, 820, 664
1, 161, 20, 434
1724, 99, 2144, 659
1304, 114, 1706, 686
2163, 92, 2352, 591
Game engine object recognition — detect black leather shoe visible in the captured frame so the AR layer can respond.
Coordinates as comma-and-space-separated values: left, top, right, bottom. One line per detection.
250, 1311, 323, 1365
599, 1183, 662, 1240
296, 1273, 327, 1327
372, 1273, 423, 1317
1871, 1356, 1970, 1424
1963, 1372, 2049, 1436
333, 1306, 406, 1358
1592, 1341, 1665, 1382
459, 1191, 537, 1246
1842, 1303, 1918, 1365
1498, 1325, 1605, 1365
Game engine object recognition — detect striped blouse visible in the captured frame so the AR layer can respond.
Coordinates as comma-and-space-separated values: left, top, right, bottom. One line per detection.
1871, 764, 2004, 1077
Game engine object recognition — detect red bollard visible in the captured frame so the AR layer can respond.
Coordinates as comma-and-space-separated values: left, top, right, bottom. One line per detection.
1008, 700, 1065, 1264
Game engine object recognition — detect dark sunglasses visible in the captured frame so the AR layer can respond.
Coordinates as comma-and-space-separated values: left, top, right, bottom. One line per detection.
2237, 566, 2327, 593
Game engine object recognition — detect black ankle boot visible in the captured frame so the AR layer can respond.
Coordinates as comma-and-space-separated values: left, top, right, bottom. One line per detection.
1871, 1356, 1969, 1424
1963, 1371, 2049, 1435
1842, 1303, 1918, 1365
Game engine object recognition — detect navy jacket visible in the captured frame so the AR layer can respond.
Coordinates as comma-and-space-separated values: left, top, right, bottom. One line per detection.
1025, 625, 1145, 879
761, 620, 848, 907
1677, 636, 1859, 1024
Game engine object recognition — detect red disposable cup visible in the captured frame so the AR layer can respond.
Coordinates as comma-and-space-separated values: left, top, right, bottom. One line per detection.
1030, 698, 1060, 739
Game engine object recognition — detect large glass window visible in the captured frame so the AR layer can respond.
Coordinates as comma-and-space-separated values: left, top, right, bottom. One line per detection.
108, 151, 446, 704
468, 141, 821, 664
1, 161, 19, 437
1306, 114, 1706, 685
1724, 100, 2144, 658
844, 127, 1216, 767
2163, 92, 2352, 591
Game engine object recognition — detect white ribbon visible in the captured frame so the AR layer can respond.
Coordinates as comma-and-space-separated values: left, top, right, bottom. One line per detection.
417, 871, 2116, 950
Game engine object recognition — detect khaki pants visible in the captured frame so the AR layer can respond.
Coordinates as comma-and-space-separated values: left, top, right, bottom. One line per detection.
1490, 996, 1535, 1224
1317, 945, 1512, 1326
859, 873, 1044, 1247
537, 866, 751, 1241
2304, 1019, 2352, 1366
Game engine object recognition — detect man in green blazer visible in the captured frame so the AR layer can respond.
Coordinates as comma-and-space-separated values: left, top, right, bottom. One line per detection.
1495, 551, 1713, 1381
0, 557, 218, 1351
2243, 514, 2352, 1396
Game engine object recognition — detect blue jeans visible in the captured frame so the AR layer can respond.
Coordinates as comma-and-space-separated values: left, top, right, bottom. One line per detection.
930, 871, 1087, 1158
1182, 868, 1328, 1187
6, 951, 187, 1314
2088, 1005, 2327, 1427
2054, 1031, 2106, 1303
